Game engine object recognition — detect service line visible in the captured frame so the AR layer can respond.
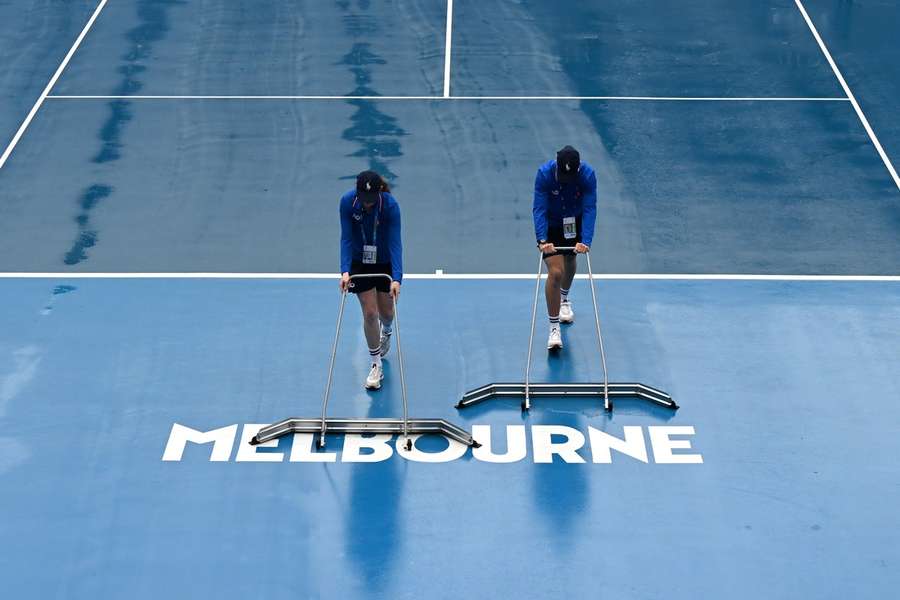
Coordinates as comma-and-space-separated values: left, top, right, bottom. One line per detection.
443, 0, 454, 97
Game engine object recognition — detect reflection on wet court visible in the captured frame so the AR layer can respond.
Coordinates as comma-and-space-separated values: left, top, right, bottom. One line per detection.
2, 277, 900, 598
1, 1, 899, 599
4, 97, 900, 274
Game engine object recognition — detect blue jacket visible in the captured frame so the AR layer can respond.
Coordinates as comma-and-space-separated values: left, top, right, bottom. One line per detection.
533, 159, 598, 247
340, 190, 403, 283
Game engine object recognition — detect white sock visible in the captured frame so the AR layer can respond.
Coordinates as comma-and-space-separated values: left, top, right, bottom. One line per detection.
560, 287, 570, 303
549, 315, 560, 331
368, 347, 381, 366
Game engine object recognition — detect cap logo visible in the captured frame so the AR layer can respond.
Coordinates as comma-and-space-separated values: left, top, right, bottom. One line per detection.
565, 163, 571, 172
365, 181, 372, 191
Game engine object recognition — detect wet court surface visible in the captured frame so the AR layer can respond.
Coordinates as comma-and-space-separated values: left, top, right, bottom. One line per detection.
2, 277, 899, 598
1, 1, 899, 598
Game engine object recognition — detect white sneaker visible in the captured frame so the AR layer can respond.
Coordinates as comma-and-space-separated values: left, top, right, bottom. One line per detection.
379, 329, 391, 357
560, 301, 574, 324
365, 363, 384, 389
547, 327, 563, 350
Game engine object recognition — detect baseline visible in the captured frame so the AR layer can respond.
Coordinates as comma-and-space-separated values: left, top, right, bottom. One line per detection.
0, 273, 897, 282
46, 95, 850, 101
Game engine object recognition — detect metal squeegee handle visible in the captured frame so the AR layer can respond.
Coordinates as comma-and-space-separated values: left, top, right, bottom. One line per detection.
583, 252, 610, 411
524, 247, 610, 411
320, 273, 410, 446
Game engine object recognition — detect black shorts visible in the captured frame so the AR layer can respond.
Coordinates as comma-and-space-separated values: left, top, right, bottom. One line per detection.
544, 216, 582, 257
349, 262, 392, 293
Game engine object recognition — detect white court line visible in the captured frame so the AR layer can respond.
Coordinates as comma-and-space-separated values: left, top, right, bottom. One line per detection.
795, 0, 900, 191
0, 0, 108, 171
46, 94, 850, 101
443, 0, 454, 98
0, 272, 897, 282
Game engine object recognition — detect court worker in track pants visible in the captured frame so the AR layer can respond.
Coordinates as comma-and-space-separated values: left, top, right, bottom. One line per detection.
533, 145, 598, 351
339, 170, 403, 390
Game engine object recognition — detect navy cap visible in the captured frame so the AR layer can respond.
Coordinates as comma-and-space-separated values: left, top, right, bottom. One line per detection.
556, 146, 580, 184
356, 170, 382, 203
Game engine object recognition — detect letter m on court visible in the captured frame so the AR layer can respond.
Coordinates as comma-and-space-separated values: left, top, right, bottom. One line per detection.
162, 423, 238, 462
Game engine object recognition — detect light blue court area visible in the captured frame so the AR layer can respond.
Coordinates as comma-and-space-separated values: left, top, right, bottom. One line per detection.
1, 97, 898, 274
1, 277, 899, 598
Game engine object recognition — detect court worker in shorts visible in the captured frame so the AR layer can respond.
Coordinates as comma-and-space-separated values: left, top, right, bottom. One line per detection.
532, 145, 598, 351
339, 170, 403, 389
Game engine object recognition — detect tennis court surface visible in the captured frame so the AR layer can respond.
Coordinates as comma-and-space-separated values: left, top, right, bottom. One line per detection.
1, 1, 899, 598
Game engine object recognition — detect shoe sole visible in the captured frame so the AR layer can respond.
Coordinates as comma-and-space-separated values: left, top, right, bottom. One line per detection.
559, 316, 574, 324
547, 342, 563, 351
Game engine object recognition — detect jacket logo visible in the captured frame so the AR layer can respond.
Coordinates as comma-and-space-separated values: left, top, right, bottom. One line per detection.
353, 212, 362, 221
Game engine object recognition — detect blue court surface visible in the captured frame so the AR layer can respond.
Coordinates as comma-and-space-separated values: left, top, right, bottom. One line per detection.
1, 1, 899, 599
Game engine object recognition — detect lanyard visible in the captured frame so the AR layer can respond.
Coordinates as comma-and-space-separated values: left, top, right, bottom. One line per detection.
353, 194, 382, 246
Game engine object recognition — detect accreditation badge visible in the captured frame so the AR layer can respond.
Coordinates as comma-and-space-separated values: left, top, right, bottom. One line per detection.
563, 216, 577, 240
362, 244, 378, 265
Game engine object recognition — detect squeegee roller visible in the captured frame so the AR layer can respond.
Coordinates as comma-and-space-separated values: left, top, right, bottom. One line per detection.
458, 382, 677, 409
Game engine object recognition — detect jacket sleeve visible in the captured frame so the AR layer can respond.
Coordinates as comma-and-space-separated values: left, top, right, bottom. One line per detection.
580, 169, 598, 247
388, 200, 403, 283
533, 168, 549, 243
340, 198, 354, 274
